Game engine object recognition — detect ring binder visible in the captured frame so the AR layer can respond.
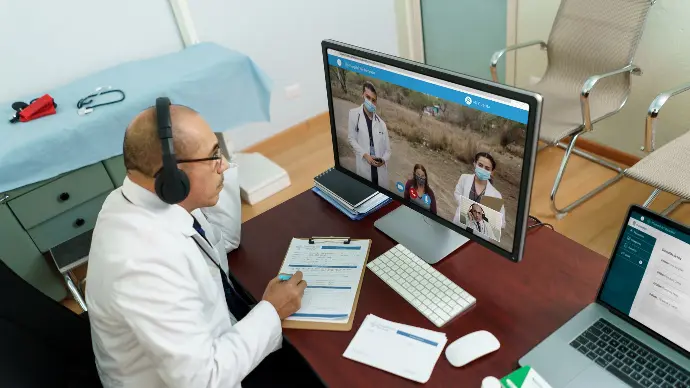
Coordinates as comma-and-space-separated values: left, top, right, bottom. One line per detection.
313, 168, 378, 208
309, 236, 352, 244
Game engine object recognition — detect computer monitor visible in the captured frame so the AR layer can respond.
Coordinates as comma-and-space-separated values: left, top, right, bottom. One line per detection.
321, 40, 542, 263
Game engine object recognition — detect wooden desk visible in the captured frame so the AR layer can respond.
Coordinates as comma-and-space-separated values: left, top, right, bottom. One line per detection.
228, 191, 609, 387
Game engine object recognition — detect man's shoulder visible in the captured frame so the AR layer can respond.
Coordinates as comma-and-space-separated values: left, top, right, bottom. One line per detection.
348, 106, 362, 117
91, 195, 179, 258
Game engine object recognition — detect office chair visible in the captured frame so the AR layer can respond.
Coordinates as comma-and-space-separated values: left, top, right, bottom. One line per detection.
0, 259, 102, 388
626, 82, 690, 216
490, 0, 656, 218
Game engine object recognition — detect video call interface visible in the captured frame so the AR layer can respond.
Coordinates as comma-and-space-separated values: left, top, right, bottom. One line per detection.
327, 49, 530, 253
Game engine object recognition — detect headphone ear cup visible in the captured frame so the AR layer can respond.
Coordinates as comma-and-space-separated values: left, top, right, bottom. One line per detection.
155, 168, 190, 204
177, 170, 191, 200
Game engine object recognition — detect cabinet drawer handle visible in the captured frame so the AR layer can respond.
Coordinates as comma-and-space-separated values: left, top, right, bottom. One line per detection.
58, 192, 70, 202
74, 218, 86, 228
0, 194, 8, 204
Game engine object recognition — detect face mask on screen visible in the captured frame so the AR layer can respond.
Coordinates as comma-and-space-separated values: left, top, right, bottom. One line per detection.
363, 98, 376, 113
475, 166, 491, 181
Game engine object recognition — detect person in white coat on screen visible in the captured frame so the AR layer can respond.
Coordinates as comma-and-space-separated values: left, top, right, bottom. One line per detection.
467, 203, 498, 242
347, 81, 391, 190
85, 105, 318, 388
453, 152, 506, 228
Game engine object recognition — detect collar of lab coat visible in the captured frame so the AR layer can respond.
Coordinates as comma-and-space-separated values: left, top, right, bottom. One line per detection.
359, 104, 381, 122
121, 177, 196, 238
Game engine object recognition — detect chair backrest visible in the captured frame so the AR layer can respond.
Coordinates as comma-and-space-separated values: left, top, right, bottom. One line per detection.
543, 0, 653, 94
0, 259, 102, 387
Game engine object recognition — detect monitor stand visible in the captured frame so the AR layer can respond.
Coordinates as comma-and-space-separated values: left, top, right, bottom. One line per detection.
374, 206, 469, 264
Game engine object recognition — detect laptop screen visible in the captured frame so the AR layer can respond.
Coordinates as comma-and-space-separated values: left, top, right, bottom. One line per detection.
599, 210, 690, 353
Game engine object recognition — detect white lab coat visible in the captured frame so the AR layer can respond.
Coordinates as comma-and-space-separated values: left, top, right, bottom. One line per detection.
468, 219, 497, 241
453, 174, 506, 228
347, 105, 391, 189
85, 166, 282, 388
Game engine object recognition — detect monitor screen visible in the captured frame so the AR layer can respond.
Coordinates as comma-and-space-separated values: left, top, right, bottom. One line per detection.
326, 48, 532, 254
599, 210, 690, 353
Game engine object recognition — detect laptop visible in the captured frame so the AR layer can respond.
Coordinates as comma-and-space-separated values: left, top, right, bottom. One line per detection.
520, 205, 690, 387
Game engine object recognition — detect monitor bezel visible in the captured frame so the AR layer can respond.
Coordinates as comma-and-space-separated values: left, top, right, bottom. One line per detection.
321, 39, 542, 262
596, 204, 690, 359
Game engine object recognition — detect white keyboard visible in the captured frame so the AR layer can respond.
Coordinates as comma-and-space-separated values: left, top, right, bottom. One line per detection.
367, 244, 476, 327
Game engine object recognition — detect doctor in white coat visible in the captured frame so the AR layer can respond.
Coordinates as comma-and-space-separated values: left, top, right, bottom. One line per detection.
453, 152, 506, 228
347, 81, 391, 190
466, 203, 498, 242
85, 105, 313, 388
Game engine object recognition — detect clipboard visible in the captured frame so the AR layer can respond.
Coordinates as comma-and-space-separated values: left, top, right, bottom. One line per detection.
278, 236, 371, 332
480, 196, 504, 212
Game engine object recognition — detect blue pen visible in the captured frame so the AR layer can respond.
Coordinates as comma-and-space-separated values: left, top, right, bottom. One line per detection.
278, 274, 292, 281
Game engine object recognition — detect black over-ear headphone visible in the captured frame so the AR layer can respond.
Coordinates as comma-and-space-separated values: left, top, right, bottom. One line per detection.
154, 97, 190, 204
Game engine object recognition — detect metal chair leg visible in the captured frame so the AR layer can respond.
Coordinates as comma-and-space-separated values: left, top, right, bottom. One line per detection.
642, 189, 661, 208
662, 198, 687, 216
549, 133, 625, 218
65, 272, 88, 312
642, 190, 687, 216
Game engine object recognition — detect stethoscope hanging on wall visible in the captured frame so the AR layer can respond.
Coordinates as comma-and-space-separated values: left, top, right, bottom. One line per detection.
77, 86, 126, 116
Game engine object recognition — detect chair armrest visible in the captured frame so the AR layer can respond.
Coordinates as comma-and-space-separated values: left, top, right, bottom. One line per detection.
643, 81, 690, 152
580, 64, 643, 132
490, 40, 547, 82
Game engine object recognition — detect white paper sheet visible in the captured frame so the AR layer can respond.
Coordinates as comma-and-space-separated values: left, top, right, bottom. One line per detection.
343, 314, 447, 383
280, 238, 369, 322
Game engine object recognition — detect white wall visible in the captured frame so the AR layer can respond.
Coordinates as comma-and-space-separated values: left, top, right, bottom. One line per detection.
0, 0, 182, 103
189, 0, 400, 150
1, 0, 399, 151
515, 0, 690, 156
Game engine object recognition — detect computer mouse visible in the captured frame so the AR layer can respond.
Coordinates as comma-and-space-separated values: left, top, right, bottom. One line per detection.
445, 330, 500, 367
481, 376, 503, 388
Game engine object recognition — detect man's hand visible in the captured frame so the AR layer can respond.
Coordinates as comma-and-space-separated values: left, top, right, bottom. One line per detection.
364, 154, 384, 167
262, 271, 307, 320
364, 154, 376, 166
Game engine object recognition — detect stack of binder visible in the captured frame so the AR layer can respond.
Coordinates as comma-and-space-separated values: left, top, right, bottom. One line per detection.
312, 168, 391, 220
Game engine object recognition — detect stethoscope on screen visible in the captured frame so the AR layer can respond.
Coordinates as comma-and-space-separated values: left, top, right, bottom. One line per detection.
77, 86, 126, 115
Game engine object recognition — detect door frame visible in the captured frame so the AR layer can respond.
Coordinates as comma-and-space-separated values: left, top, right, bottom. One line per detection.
396, 0, 518, 84
168, 0, 199, 47
394, 0, 425, 63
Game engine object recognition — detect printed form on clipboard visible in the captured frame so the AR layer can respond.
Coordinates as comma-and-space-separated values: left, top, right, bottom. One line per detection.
279, 237, 370, 324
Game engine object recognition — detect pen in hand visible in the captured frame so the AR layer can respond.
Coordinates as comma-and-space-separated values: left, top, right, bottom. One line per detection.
278, 273, 292, 281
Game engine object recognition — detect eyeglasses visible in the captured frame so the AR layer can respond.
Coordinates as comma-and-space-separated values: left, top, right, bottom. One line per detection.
154, 149, 225, 178
177, 148, 225, 172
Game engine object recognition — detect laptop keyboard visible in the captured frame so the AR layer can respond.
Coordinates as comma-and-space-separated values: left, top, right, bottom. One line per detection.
570, 319, 689, 388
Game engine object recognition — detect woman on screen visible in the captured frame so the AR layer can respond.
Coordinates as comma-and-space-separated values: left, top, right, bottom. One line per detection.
467, 203, 497, 241
403, 164, 437, 214
452, 152, 506, 228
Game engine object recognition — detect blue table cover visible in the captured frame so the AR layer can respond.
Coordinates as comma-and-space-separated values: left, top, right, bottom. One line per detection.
0, 42, 271, 193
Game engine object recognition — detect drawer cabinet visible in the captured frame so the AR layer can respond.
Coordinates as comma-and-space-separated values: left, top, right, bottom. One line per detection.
0, 155, 124, 301
0, 205, 66, 300
8, 163, 114, 229
28, 193, 110, 252
104, 155, 126, 188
